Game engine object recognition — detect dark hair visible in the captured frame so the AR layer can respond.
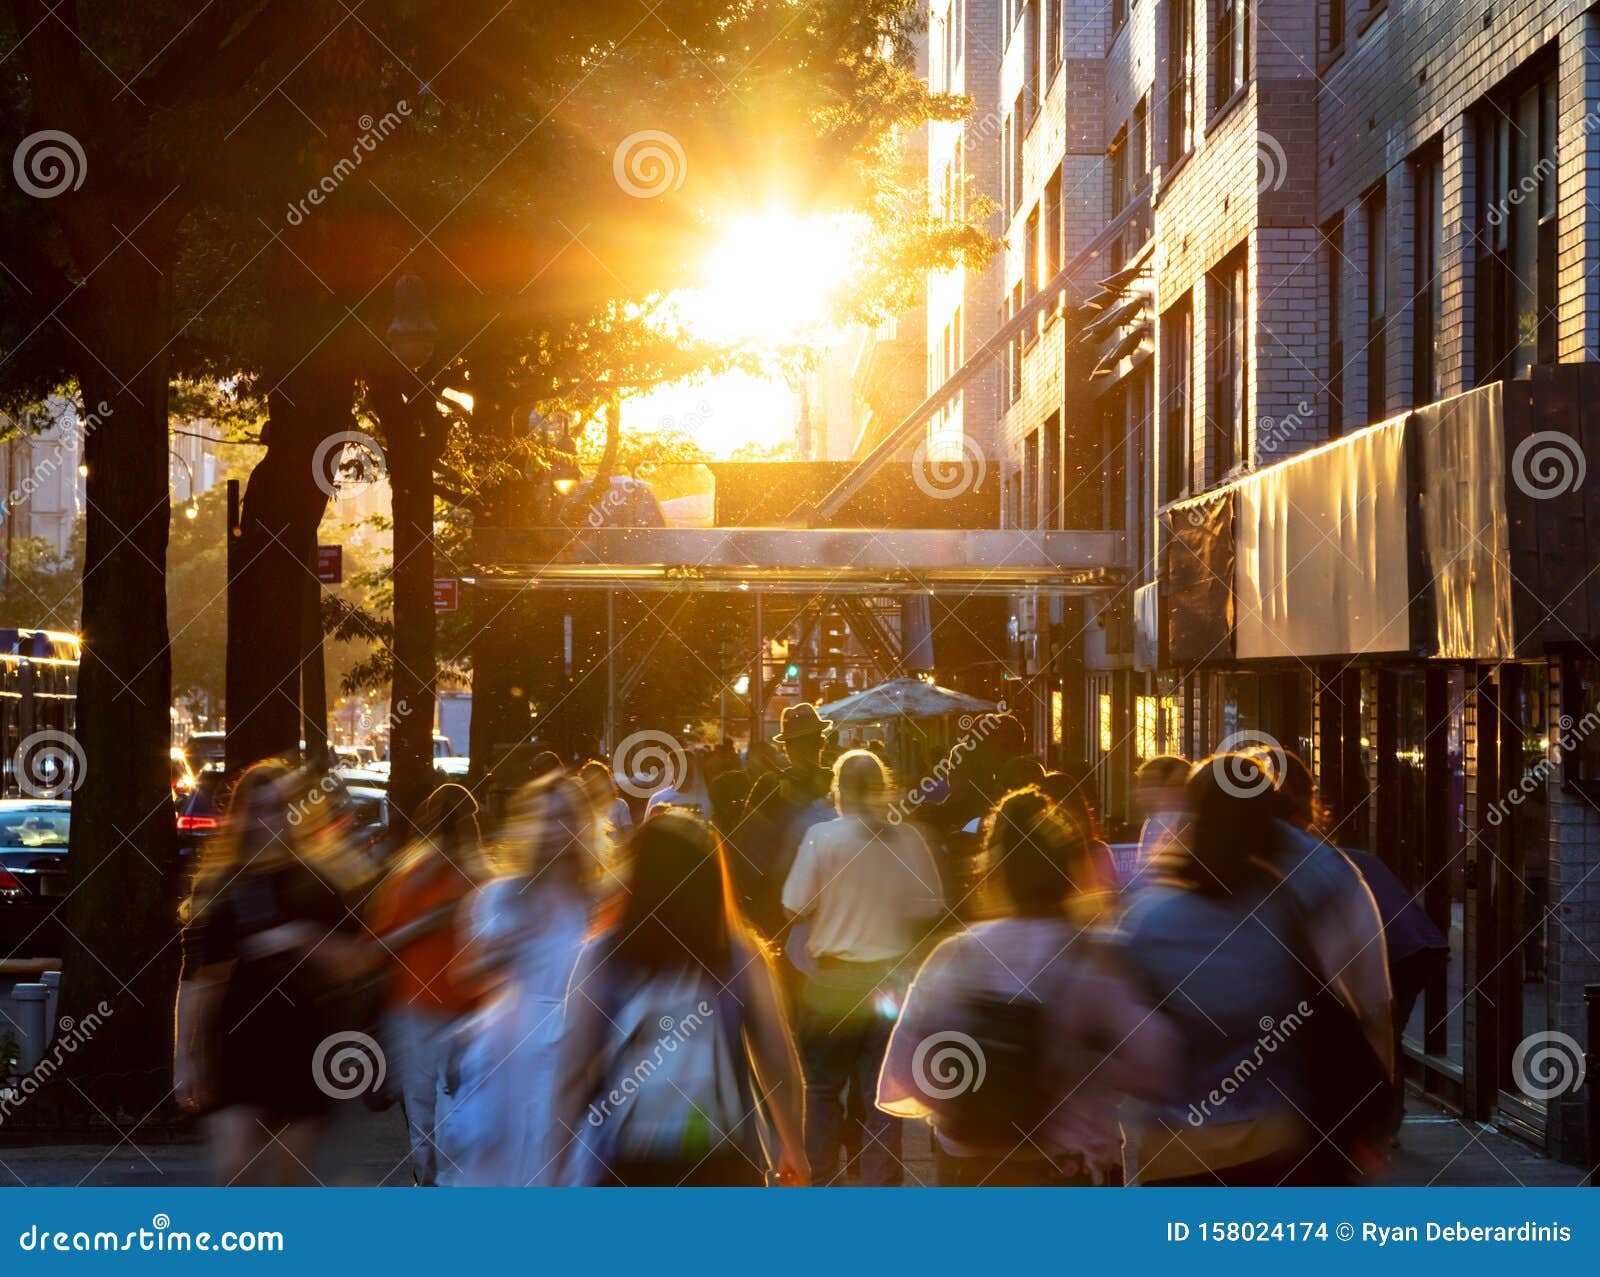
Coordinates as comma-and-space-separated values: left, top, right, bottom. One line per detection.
1036, 769, 1100, 842
1137, 754, 1190, 787
999, 754, 1046, 792
417, 783, 480, 849
1178, 755, 1280, 894
983, 787, 1092, 916
1250, 748, 1325, 834
612, 811, 735, 975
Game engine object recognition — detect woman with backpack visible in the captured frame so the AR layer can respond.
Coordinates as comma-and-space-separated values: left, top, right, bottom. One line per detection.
1117, 754, 1392, 1186
877, 787, 1174, 1185
551, 810, 808, 1187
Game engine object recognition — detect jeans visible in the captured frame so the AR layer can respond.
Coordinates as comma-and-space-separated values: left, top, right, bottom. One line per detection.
385, 1007, 456, 1186
798, 962, 903, 1186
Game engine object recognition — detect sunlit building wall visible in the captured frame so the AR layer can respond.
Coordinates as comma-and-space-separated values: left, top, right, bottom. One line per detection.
926, 0, 1005, 466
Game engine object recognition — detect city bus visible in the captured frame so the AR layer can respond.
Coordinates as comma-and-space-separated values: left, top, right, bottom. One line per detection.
0, 628, 80, 797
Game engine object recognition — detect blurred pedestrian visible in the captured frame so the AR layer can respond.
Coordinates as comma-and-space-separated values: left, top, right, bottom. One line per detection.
437, 773, 599, 1185
643, 747, 710, 819
1038, 769, 1119, 903
1117, 755, 1391, 1185
552, 812, 807, 1186
369, 783, 489, 1185
175, 761, 371, 1185
1264, 749, 1442, 1141
782, 749, 943, 1185
1132, 754, 1190, 883
880, 789, 1174, 1185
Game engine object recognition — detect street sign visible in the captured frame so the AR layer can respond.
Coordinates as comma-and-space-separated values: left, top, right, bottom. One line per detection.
433, 578, 458, 612
316, 545, 343, 584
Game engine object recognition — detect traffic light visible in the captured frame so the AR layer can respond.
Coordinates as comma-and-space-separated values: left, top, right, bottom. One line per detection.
785, 662, 801, 680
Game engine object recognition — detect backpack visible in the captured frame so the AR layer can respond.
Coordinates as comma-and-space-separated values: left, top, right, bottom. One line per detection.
932, 993, 1050, 1148
929, 929, 1082, 1149
590, 961, 763, 1168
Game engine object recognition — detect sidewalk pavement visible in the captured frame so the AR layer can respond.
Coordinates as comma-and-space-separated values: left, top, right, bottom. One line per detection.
0, 1094, 1584, 1187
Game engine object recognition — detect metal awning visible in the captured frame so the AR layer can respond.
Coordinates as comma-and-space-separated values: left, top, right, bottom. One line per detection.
471, 527, 1129, 596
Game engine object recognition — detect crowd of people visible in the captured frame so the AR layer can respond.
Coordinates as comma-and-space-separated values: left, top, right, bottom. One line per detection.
172, 702, 1443, 1188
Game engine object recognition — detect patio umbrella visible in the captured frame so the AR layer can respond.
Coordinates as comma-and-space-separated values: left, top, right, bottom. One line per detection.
817, 676, 996, 725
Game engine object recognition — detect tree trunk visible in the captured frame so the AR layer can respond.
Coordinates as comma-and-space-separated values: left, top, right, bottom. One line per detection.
56, 251, 182, 1114
385, 391, 438, 831
225, 365, 345, 773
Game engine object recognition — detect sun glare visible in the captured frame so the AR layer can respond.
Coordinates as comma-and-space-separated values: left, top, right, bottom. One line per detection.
674, 209, 860, 350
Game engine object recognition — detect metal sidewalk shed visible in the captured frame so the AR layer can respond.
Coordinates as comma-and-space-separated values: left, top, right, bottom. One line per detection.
469, 527, 1129, 596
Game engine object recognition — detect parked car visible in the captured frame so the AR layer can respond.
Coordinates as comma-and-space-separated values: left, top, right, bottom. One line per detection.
182, 731, 226, 774
0, 799, 71, 956
176, 769, 230, 861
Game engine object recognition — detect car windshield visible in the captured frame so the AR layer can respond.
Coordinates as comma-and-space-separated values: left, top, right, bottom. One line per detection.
0, 809, 69, 847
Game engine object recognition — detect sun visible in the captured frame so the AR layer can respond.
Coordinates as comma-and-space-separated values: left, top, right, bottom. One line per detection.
673, 208, 861, 350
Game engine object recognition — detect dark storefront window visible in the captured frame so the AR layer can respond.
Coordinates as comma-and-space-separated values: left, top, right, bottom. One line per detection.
1383, 669, 1466, 1074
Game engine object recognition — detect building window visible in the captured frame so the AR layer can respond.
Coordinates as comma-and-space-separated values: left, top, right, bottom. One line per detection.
1043, 411, 1062, 529
1010, 282, 1024, 400
1023, 428, 1040, 527
1476, 62, 1559, 385
1109, 124, 1128, 217
1167, 0, 1195, 162
1412, 145, 1443, 406
1208, 248, 1247, 478
1325, 0, 1345, 58
1161, 293, 1194, 500
1112, 0, 1128, 33
1214, 0, 1250, 111
1025, 0, 1041, 121
1324, 213, 1345, 437
1365, 183, 1387, 423
1131, 95, 1149, 193
1043, 167, 1062, 283
1025, 205, 1041, 301
1011, 91, 1025, 213
1045, 0, 1060, 78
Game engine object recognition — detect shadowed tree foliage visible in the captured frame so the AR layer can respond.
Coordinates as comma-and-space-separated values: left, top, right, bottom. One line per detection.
0, 0, 989, 1110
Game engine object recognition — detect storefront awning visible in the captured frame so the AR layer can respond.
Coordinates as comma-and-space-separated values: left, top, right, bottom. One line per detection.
1160, 368, 1597, 666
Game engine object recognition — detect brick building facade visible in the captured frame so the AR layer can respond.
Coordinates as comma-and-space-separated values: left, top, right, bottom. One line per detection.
928, 0, 1600, 1161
